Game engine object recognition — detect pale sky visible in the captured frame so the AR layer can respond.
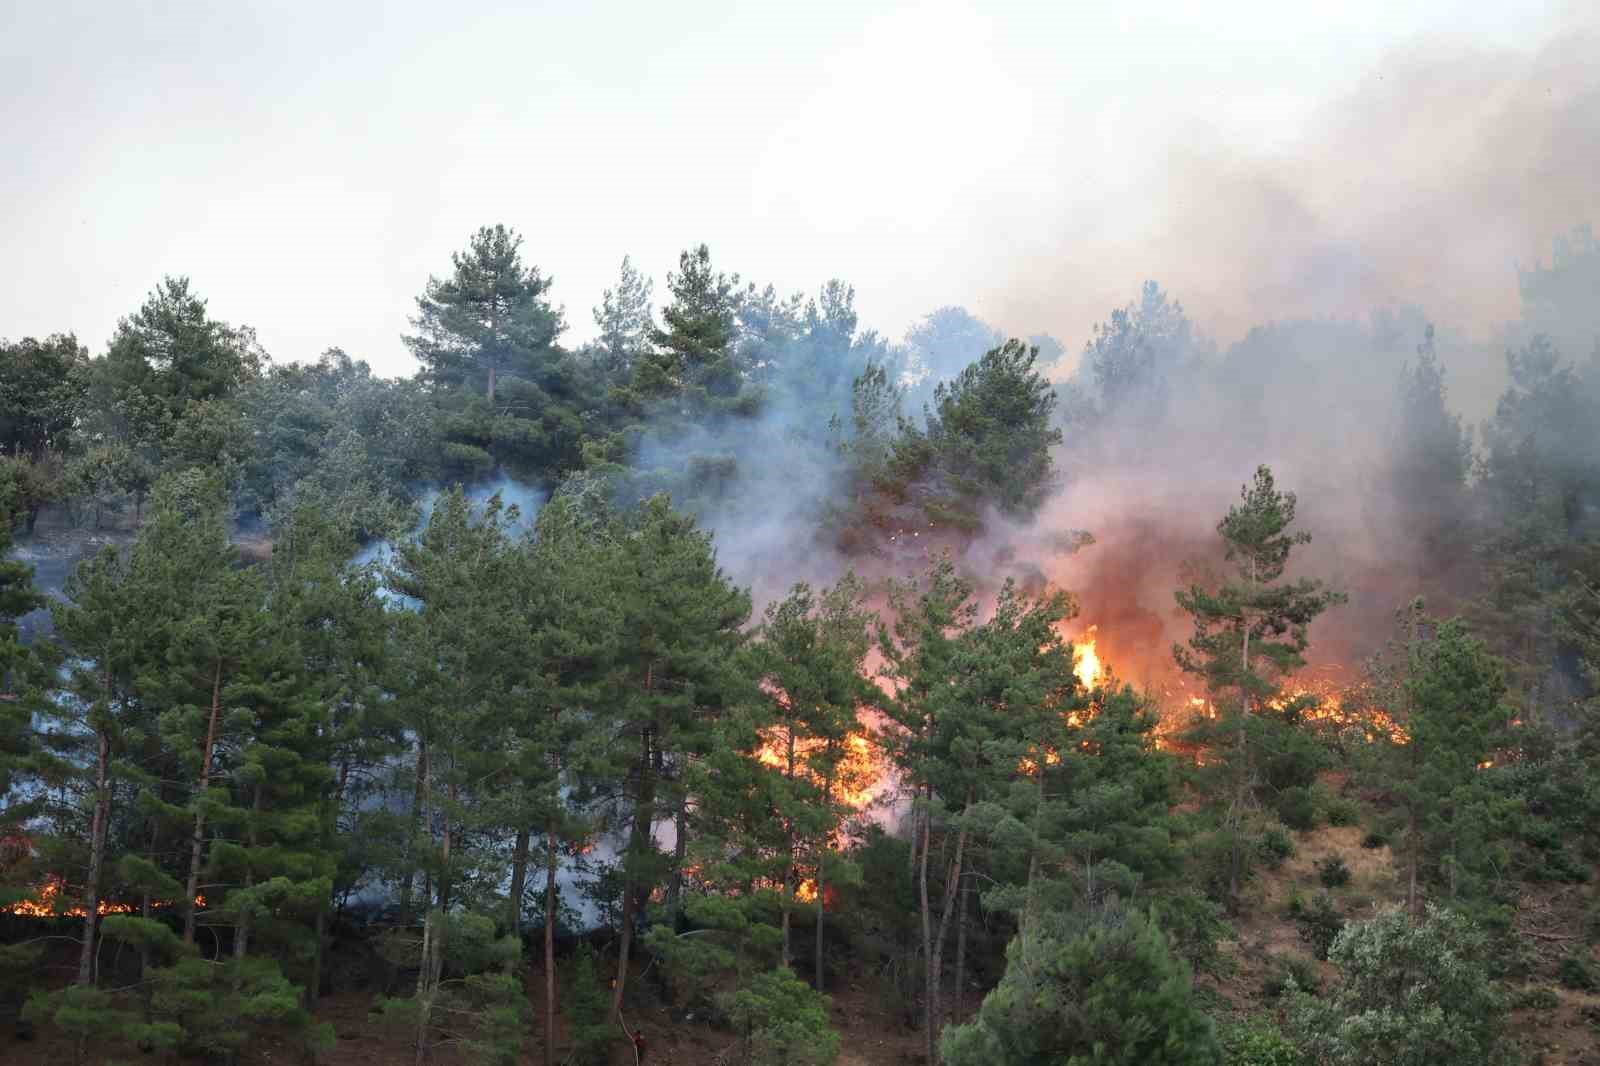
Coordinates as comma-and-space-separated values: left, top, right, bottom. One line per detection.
0, 1, 1581, 376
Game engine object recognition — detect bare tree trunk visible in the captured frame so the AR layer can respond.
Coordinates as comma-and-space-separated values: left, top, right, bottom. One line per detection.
544, 829, 559, 1066
76, 728, 111, 985
184, 660, 224, 945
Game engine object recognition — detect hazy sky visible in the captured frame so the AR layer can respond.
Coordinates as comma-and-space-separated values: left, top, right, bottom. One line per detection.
1, 1, 1586, 376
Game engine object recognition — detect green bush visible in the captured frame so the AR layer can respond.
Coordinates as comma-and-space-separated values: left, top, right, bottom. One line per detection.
728, 966, 840, 1066
1221, 1016, 1306, 1066
563, 944, 614, 1065
1276, 787, 1316, 831
1290, 894, 1344, 960
1360, 828, 1390, 850
1288, 906, 1516, 1065
941, 908, 1222, 1066
1324, 797, 1359, 827
1513, 985, 1560, 1010
1259, 828, 1296, 869
1316, 855, 1351, 889
1558, 952, 1598, 991
1262, 953, 1321, 999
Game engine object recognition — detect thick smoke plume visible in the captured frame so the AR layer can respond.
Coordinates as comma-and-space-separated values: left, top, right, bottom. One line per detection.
665, 23, 1599, 706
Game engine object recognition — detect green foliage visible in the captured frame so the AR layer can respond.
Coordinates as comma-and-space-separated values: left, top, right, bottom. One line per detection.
941, 908, 1222, 1066
1262, 953, 1321, 1000
1277, 787, 1316, 831
1317, 856, 1351, 889
1221, 1016, 1306, 1066
563, 944, 615, 1066
1288, 893, 1344, 960
1557, 952, 1597, 991
1259, 827, 1297, 868
1324, 796, 1359, 828
1174, 465, 1345, 907
886, 339, 1061, 530
1289, 906, 1517, 1066
374, 911, 525, 1065
728, 966, 841, 1066
145, 955, 331, 1061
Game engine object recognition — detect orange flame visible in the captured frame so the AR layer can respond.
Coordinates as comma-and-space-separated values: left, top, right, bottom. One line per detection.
1073, 628, 1102, 690
5, 877, 205, 919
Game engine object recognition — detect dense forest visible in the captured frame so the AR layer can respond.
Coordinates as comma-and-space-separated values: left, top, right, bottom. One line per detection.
1, 221, 1599, 1065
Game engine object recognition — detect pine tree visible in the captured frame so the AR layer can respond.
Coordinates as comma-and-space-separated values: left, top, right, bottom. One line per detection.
750, 575, 876, 975
592, 255, 655, 377
405, 226, 587, 484
1174, 465, 1344, 906
608, 495, 752, 1014
385, 487, 527, 1063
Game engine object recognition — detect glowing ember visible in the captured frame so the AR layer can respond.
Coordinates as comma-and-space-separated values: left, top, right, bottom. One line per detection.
795, 879, 818, 903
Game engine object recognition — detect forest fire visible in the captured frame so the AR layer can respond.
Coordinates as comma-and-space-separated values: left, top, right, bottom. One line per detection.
4, 877, 205, 919
754, 729, 883, 812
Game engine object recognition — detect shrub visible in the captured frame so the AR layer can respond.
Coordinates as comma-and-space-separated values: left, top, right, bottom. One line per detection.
1288, 906, 1516, 1066
1316, 855, 1351, 889
1324, 797, 1359, 827
728, 966, 840, 1066
1259, 828, 1296, 869
1262, 953, 1321, 1000
1276, 787, 1316, 831
941, 908, 1222, 1066
1290, 894, 1344, 960
1558, 952, 1598, 991
1221, 1016, 1306, 1066
1513, 985, 1560, 1010
1360, 828, 1389, 850
563, 944, 614, 1065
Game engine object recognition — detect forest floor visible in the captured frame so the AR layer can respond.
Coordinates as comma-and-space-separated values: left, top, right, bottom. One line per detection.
0, 814, 1594, 1064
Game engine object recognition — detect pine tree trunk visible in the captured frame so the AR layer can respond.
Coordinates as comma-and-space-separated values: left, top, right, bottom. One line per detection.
234, 782, 263, 963
918, 787, 935, 1066
76, 728, 111, 985
953, 874, 969, 1020
815, 763, 835, 994
184, 660, 224, 945
508, 827, 531, 935
668, 793, 687, 928
544, 829, 559, 1066
1231, 563, 1254, 905
399, 742, 428, 928
928, 791, 973, 1054
781, 727, 797, 967
613, 723, 657, 1015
